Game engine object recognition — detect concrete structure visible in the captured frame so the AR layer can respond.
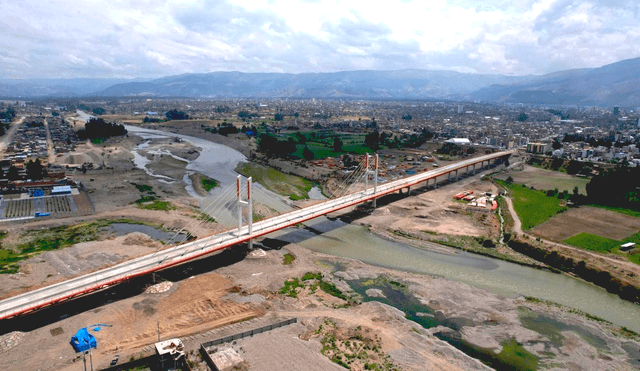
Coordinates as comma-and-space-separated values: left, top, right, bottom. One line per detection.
0, 151, 512, 320
527, 142, 551, 154
209, 348, 243, 371
155, 338, 186, 370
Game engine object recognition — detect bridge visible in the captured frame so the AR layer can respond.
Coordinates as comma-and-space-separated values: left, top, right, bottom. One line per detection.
0, 150, 512, 321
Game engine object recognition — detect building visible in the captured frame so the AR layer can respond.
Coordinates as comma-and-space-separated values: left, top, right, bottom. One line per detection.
527, 142, 551, 154
155, 338, 186, 370
445, 138, 471, 145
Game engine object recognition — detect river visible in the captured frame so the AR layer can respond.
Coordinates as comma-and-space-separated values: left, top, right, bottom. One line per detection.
125, 125, 640, 333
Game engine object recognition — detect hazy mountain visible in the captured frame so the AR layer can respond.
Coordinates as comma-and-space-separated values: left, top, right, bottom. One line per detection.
4, 57, 640, 106
97, 70, 529, 100
0, 78, 148, 98
470, 57, 640, 107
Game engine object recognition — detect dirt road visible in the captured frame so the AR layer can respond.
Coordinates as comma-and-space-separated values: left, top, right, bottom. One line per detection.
0, 116, 24, 156
503, 196, 640, 272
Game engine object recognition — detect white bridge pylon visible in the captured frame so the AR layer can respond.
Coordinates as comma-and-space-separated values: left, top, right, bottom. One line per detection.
0, 150, 511, 321
236, 175, 253, 249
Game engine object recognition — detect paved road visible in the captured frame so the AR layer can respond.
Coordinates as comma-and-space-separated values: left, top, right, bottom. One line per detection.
0, 151, 512, 320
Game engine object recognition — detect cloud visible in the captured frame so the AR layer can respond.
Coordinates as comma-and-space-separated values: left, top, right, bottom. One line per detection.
0, 0, 639, 79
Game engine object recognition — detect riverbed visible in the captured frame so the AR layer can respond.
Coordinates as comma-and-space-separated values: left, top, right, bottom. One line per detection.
125, 125, 640, 332
273, 216, 640, 333
125, 126, 292, 226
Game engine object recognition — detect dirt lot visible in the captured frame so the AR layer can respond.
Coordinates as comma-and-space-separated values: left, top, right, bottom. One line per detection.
530, 206, 640, 241
359, 177, 500, 239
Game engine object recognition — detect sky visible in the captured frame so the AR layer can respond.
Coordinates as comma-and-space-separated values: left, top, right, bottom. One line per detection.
1, 0, 639, 79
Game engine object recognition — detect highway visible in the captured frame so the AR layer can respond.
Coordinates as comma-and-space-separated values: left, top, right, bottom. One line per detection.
0, 150, 511, 320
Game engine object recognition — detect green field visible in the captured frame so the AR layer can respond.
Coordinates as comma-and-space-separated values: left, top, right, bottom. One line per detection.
563, 233, 621, 253
494, 166, 589, 194
259, 129, 383, 159
563, 231, 640, 265
235, 162, 313, 200
496, 180, 567, 230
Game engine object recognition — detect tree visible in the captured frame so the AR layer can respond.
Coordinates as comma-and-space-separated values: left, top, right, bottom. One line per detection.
302, 146, 314, 160
26, 159, 44, 180
552, 140, 562, 150
333, 137, 343, 152
506, 176, 514, 184
165, 109, 189, 120
517, 113, 528, 122
364, 131, 380, 150
92, 107, 106, 115
77, 118, 127, 140
274, 113, 284, 121
7, 165, 20, 181
401, 114, 412, 120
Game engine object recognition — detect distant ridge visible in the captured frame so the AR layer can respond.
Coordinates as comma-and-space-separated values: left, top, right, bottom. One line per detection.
3, 56, 640, 107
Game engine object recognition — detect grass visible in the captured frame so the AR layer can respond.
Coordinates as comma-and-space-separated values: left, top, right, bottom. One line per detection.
563, 233, 621, 253
494, 167, 589, 194
138, 200, 175, 211
563, 231, 640, 266
496, 180, 567, 230
0, 219, 161, 273
201, 178, 218, 191
235, 162, 313, 200
495, 339, 539, 371
282, 253, 295, 265
131, 184, 175, 211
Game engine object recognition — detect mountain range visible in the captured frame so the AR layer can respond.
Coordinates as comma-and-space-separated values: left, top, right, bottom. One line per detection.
2, 57, 640, 107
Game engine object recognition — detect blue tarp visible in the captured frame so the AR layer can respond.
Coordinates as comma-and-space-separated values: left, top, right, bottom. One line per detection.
70, 328, 97, 352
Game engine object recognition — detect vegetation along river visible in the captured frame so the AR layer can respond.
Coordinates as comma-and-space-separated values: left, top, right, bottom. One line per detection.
126, 125, 640, 333
274, 217, 640, 333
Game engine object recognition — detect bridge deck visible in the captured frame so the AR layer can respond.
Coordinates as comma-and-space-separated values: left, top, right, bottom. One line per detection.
0, 151, 511, 320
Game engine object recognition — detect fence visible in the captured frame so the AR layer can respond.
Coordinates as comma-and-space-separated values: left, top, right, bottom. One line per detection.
200, 318, 297, 370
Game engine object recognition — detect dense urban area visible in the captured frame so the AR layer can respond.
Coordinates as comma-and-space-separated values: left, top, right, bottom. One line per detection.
0, 97, 639, 371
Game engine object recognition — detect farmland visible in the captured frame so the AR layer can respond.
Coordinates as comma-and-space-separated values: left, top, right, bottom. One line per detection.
530, 206, 640, 241
494, 165, 589, 194
495, 180, 567, 230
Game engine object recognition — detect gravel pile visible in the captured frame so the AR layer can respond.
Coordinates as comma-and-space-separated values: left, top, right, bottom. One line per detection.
0, 331, 24, 352
145, 281, 173, 294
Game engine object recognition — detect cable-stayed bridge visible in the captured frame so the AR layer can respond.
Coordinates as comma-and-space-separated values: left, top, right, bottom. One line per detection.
0, 150, 512, 320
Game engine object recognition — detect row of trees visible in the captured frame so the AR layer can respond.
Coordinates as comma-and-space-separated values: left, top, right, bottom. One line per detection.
77, 118, 127, 140
165, 109, 189, 120
0, 159, 47, 181
0, 107, 16, 122
586, 164, 640, 210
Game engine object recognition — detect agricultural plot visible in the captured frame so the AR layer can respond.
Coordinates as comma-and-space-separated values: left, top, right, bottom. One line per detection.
44, 196, 73, 214
73, 192, 95, 214
530, 206, 640, 241
494, 165, 589, 194
497, 180, 567, 230
3, 199, 34, 218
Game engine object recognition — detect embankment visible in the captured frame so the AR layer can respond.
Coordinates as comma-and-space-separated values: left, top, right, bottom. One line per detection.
508, 237, 640, 304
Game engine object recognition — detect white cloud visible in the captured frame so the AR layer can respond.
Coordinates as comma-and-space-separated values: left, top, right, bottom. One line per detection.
0, 0, 639, 78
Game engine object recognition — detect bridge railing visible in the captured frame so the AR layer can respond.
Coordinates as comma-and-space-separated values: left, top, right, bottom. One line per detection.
0, 151, 511, 320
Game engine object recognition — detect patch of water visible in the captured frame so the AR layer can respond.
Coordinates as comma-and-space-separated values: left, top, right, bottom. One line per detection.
279, 217, 640, 333
308, 187, 327, 200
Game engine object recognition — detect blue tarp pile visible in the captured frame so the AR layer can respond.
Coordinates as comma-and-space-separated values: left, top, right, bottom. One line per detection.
70, 328, 97, 352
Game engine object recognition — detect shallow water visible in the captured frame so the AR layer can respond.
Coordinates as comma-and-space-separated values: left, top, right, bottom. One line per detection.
274, 217, 640, 333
